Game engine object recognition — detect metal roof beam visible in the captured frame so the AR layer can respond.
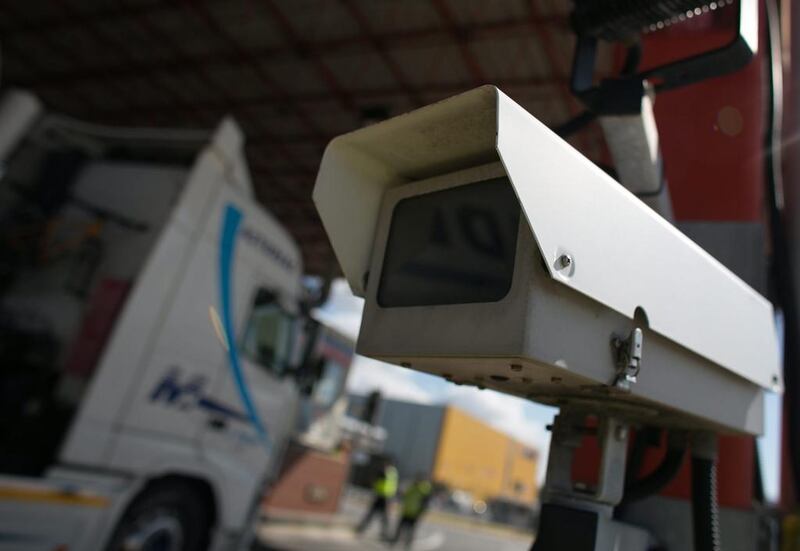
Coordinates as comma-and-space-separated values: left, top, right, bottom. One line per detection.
431, 0, 487, 85
85, 76, 566, 124
339, 0, 423, 107
0, 1, 179, 36
261, 0, 356, 113
184, 1, 330, 141
2, 1, 142, 114
10, 16, 566, 89
0, 36, 96, 113
124, 2, 318, 181
51, 0, 204, 123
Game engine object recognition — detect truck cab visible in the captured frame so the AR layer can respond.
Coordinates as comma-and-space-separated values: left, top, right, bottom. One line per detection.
0, 90, 305, 551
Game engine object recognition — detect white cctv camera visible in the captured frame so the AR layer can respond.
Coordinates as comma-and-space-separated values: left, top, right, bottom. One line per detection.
313, 86, 780, 435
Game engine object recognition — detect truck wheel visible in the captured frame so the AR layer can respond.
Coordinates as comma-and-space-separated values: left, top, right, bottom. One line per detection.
105, 483, 212, 551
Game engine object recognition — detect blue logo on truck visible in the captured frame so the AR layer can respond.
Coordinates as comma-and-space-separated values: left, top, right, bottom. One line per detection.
219, 203, 271, 450
150, 367, 250, 423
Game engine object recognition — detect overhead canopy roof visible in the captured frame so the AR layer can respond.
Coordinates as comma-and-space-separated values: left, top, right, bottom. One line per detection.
0, 0, 615, 274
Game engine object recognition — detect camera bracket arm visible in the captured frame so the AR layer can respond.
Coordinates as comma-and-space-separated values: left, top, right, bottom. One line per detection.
533, 412, 652, 550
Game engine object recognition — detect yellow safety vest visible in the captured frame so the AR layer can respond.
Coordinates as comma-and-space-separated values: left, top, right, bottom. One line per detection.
401, 481, 432, 518
373, 466, 399, 498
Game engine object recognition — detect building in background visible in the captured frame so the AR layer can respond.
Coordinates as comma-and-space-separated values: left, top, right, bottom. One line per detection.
263, 326, 364, 519
351, 398, 539, 512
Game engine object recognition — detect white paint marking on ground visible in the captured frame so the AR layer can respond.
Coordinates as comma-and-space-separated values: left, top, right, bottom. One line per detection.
259, 524, 356, 542
412, 531, 445, 550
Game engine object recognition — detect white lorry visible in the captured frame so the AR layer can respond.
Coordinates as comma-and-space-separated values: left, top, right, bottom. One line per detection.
0, 91, 307, 551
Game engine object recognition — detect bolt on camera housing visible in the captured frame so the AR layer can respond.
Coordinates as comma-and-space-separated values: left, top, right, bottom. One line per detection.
313, 85, 780, 435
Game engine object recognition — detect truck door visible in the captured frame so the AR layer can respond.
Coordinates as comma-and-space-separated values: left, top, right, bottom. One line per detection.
201, 278, 301, 479
195, 196, 302, 527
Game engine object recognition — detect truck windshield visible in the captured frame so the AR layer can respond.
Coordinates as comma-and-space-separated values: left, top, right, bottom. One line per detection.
241, 288, 296, 376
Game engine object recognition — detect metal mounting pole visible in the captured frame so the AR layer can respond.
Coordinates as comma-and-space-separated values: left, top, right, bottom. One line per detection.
532, 411, 652, 551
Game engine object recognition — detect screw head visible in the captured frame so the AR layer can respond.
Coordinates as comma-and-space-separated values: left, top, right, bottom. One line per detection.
557, 254, 573, 269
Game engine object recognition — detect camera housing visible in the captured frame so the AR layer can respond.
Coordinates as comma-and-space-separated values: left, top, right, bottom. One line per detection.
313, 86, 780, 435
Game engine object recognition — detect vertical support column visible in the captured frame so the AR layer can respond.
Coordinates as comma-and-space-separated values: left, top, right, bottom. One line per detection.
599, 93, 674, 221
533, 411, 651, 551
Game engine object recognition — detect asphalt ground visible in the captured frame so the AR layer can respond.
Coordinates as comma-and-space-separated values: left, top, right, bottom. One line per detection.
256, 510, 534, 551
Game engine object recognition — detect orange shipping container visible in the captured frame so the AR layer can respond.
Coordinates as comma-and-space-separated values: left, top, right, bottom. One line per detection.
432, 406, 538, 504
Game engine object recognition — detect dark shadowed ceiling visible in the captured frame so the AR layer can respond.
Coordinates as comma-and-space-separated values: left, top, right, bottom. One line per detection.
0, 0, 615, 274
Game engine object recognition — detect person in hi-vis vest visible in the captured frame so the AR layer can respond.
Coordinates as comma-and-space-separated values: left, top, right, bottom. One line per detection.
392, 475, 433, 549
356, 457, 398, 539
